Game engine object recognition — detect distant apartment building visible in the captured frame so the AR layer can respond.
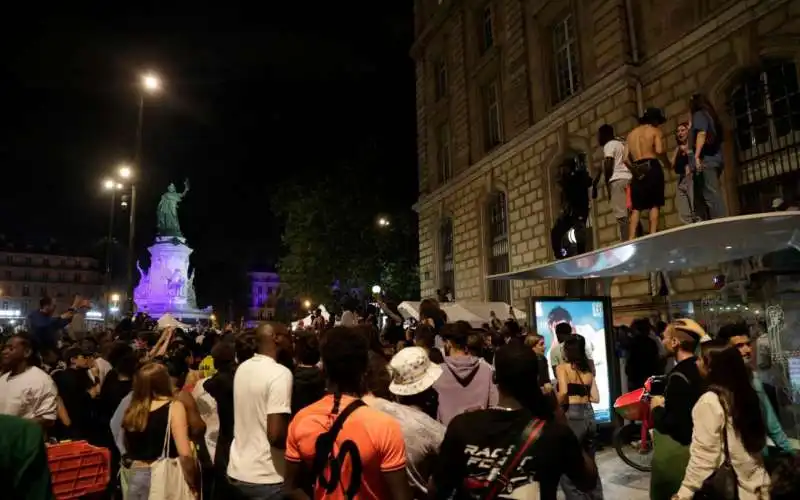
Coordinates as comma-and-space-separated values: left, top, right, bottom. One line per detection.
412, 0, 800, 321
0, 244, 103, 324
247, 271, 281, 323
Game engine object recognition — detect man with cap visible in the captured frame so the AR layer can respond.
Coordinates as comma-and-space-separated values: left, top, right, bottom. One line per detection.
626, 107, 672, 239
648, 319, 706, 500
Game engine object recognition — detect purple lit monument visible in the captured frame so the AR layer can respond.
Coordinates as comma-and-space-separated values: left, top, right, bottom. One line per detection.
134, 179, 212, 321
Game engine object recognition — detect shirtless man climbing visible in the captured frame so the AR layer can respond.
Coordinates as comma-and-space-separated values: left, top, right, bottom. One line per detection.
625, 107, 671, 239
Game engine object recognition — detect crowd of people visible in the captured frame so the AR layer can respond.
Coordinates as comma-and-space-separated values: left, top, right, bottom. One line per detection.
1, 295, 799, 500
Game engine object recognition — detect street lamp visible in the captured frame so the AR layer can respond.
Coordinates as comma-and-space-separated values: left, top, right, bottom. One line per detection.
142, 73, 162, 93
372, 285, 382, 294
303, 300, 312, 309
377, 217, 390, 227
103, 178, 125, 306
111, 293, 120, 303
124, 71, 162, 315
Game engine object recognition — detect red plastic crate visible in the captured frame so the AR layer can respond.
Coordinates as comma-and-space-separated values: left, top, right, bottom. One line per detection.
614, 387, 647, 421
47, 441, 111, 499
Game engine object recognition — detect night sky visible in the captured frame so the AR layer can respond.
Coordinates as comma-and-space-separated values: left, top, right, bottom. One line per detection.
2, 3, 417, 312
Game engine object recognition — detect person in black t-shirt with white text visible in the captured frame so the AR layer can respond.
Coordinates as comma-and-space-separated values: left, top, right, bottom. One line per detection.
429, 343, 597, 500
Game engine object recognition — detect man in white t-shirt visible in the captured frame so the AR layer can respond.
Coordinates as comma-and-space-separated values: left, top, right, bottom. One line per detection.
0, 334, 58, 426
596, 124, 632, 241
227, 322, 293, 499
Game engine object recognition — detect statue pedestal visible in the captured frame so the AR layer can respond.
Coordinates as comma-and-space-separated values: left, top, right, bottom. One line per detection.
134, 238, 211, 321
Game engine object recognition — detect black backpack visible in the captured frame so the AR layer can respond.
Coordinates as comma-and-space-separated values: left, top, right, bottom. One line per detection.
311, 398, 366, 499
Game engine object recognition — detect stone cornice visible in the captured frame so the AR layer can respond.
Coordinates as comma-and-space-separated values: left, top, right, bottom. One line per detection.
410, 0, 465, 60
413, 64, 633, 212
637, 0, 789, 83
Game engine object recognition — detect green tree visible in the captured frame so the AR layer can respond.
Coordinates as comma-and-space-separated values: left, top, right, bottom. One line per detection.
272, 167, 419, 309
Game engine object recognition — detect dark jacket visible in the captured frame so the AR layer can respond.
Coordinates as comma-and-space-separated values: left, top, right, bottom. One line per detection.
27, 311, 69, 351
652, 356, 704, 446
291, 366, 326, 416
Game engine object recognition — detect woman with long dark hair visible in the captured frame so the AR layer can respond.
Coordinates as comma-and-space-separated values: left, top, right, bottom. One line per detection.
556, 337, 603, 499
689, 93, 727, 220
674, 339, 769, 500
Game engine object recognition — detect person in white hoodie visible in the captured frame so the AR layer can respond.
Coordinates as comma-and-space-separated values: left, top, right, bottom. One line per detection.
674, 338, 770, 500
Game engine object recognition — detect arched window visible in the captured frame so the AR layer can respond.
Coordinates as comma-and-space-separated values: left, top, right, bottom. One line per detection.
440, 218, 455, 296
487, 191, 510, 303
729, 59, 800, 213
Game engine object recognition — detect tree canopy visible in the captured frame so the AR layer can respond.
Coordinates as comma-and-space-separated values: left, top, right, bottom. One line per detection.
271, 165, 419, 310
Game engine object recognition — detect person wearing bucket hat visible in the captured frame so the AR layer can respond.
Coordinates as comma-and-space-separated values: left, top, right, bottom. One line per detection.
625, 106, 671, 240
388, 346, 443, 397
363, 347, 445, 497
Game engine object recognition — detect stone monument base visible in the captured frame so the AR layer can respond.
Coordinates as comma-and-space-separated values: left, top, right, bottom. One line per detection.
134, 237, 211, 322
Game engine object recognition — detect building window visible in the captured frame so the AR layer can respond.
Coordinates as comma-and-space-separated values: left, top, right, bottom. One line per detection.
74, 273, 81, 283
440, 218, 455, 295
42, 272, 49, 282
480, 4, 495, 54
434, 57, 448, 101
40, 287, 47, 297
25, 257, 31, 265
437, 123, 453, 184
487, 191, 510, 303
482, 81, 502, 150
43, 258, 49, 267
2, 302, 7, 310
729, 59, 800, 214
23, 271, 30, 280
22, 285, 30, 297
553, 13, 580, 103
5, 255, 11, 264
4, 270, 10, 279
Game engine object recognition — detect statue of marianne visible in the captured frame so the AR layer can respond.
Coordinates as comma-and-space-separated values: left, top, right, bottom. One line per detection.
156, 179, 190, 237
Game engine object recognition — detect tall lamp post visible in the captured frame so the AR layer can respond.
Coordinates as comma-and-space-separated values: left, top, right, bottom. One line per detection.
125, 71, 162, 315
102, 179, 123, 310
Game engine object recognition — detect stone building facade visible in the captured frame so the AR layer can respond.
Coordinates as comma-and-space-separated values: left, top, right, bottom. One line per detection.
412, 0, 800, 322
0, 246, 103, 322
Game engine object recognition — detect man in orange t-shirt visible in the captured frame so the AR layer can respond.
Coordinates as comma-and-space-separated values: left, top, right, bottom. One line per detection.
284, 327, 411, 500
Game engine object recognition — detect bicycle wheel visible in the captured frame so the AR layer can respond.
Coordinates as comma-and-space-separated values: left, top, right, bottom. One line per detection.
613, 422, 653, 472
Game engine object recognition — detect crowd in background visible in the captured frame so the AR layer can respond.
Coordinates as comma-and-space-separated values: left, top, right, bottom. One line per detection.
1, 295, 799, 500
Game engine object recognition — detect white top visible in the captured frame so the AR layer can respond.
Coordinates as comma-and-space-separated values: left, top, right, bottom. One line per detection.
94, 357, 113, 386
676, 392, 770, 500
227, 354, 293, 484
604, 139, 631, 182
111, 392, 133, 455
340, 310, 357, 327
0, 366, 58, 420
193, 378, 220, 463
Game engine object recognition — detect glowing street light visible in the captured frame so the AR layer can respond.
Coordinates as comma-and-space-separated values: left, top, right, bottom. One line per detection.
103, 179, 115, 190
377, 217, 390, 227
141, 72, 162, 93
118, 165, 133, 179
303, 300, 312, 309
111, 293, 120, 302
210, 314, 217, 322
371, 285, 382, 294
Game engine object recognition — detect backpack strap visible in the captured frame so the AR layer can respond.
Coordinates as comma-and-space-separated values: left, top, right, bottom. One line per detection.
483, 418, 546, 500
312, 398, 367, 499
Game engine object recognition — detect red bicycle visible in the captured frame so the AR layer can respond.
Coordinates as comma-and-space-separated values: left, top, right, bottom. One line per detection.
612, 376, 658, 472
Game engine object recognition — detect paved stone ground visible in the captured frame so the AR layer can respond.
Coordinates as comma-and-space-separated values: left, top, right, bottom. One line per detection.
557, 448, 650, 500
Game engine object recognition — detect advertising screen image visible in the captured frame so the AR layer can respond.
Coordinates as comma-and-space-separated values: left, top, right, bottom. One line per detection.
533, 299, 612, 423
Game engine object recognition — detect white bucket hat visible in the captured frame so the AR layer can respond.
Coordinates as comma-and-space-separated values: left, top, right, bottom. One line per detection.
388, 347, 443, 396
